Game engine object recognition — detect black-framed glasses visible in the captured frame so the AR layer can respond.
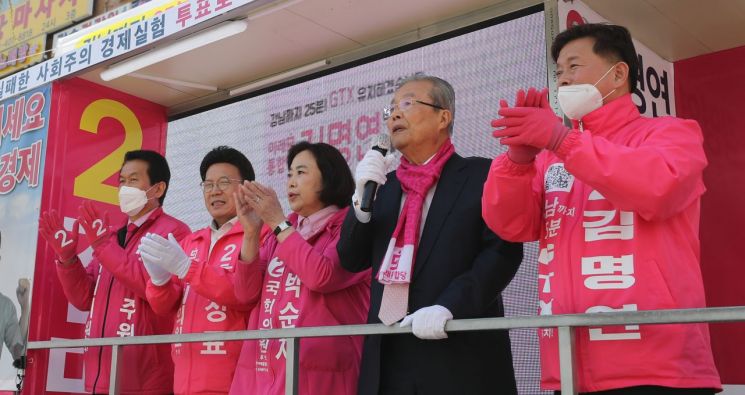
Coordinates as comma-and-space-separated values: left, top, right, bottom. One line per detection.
382, 98, 445, 120
200, 177, 242, 193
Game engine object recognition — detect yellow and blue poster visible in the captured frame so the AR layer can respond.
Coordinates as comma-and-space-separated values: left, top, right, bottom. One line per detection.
0, 83, 50, 390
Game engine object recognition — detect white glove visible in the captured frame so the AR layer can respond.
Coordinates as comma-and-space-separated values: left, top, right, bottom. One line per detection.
352, 150, 394, 223
400, 305, 453, 340
137, 233, 191, 280
140, 251, 172, 286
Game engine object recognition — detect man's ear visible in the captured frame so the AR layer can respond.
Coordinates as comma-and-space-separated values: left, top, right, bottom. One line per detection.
439, 109, 453, 134
613, 62, 630, 91
153, 181, 166, 201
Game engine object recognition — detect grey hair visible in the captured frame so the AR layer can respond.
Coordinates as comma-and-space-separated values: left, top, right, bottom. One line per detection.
397, 74, 455, 135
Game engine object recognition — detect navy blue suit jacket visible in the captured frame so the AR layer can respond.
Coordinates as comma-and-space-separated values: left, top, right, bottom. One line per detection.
338, 153, 523, 395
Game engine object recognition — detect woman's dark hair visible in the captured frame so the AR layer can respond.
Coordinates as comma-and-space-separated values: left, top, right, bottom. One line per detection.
287, 142, 354, 208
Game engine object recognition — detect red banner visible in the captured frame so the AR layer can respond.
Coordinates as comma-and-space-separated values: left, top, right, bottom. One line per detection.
26, 78, 167, 394
676, 45, 745, 385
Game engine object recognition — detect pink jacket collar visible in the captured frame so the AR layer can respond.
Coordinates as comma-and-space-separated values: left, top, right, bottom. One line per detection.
572, 93, 641, 138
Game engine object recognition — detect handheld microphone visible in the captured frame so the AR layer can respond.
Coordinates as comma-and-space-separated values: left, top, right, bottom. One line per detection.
360, 134, 391, 212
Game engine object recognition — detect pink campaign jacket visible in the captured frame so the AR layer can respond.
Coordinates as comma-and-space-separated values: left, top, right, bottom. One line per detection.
482, 94, 721, 392
146, 221, 262, 395
56, 207, 190, 394
229, 207, 370, 395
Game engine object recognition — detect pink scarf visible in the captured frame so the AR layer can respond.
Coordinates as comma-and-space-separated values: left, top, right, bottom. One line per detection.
376, 139, 455, 285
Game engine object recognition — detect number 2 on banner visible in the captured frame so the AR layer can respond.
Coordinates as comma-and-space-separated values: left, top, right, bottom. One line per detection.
74, 99, 143, 205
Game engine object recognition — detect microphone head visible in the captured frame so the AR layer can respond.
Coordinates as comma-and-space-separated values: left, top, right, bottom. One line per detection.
373, 134, 390, 151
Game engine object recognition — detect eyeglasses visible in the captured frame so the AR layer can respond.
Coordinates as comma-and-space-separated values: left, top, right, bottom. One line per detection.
200, 177, 242, 193
382, 98, 445, 120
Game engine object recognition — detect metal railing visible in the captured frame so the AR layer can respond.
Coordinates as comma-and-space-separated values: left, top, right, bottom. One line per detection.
27, 306, 745, 395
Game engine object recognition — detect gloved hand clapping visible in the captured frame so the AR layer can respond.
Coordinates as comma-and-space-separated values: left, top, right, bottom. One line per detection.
492, 88, 568, 163
78, 201, 113, 249
141, 255, 172, 286
492, 87, 568, 153
138, 233, 191, 281
38, 210, 79, 264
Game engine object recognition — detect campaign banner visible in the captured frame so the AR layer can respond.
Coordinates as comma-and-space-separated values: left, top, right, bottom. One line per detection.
167, 9, 549, 394
51, 0, 152, 53
55, 0, 184, 53
24, 77, 166, 394
0, 0, 264, 101
0, 84, 51, 390
557, 0, 675, 117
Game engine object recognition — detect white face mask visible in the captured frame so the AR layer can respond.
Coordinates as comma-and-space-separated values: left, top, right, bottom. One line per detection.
557, 63, 619, 120
118, 185, 155, 216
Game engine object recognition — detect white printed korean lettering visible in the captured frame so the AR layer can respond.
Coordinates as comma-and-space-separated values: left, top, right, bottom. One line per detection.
582, 255, 635, 290
586, 304, 641, 341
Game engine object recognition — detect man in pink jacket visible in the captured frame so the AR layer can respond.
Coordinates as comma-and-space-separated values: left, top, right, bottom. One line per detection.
140, 146, 262, 395
483, 24, 721, 394
39, 150, 191, 394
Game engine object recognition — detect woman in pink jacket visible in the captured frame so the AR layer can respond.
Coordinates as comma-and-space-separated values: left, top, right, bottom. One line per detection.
229, 141, 370, 395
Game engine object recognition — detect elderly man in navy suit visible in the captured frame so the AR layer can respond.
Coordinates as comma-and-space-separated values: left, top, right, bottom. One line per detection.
338, 75, 523, 395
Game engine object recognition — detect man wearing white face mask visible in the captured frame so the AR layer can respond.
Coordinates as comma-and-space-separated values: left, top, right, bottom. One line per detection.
482, 24, 721, 395
38, 150, 190, 394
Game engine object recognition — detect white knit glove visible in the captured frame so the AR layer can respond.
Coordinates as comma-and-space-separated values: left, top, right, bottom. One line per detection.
140, 252, 172, 286
352, 150, 394, 223
138, 233, 191, 280
400, 305, 453, 340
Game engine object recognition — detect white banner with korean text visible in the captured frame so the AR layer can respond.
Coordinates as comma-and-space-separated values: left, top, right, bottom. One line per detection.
0, 0, 263, 101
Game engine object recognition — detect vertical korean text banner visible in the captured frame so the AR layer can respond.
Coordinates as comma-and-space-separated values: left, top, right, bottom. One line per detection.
0, 83, 50, 390
24, 77, 166, 394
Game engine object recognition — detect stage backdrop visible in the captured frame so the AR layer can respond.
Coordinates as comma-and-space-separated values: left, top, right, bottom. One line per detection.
166, 7, 549, 395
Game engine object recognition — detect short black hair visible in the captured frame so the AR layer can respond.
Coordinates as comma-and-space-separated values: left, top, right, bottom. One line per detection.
122, 150, 170, 205
287, 142, 354, 209
200, 146, 255, 182
551, 23, 638, 91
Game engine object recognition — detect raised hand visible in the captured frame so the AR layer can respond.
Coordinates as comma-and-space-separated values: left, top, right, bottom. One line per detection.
137, 233, 191, 279
139, 248, 172, 286
16, 278, 30, 310
494, 98, 542, 163
38, 210, 79, 263
235, 181, 264, 236
492, 87, 567, 157
78, 200, 113, 248
241, 181, 286, 230
492, 106, 566, 150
